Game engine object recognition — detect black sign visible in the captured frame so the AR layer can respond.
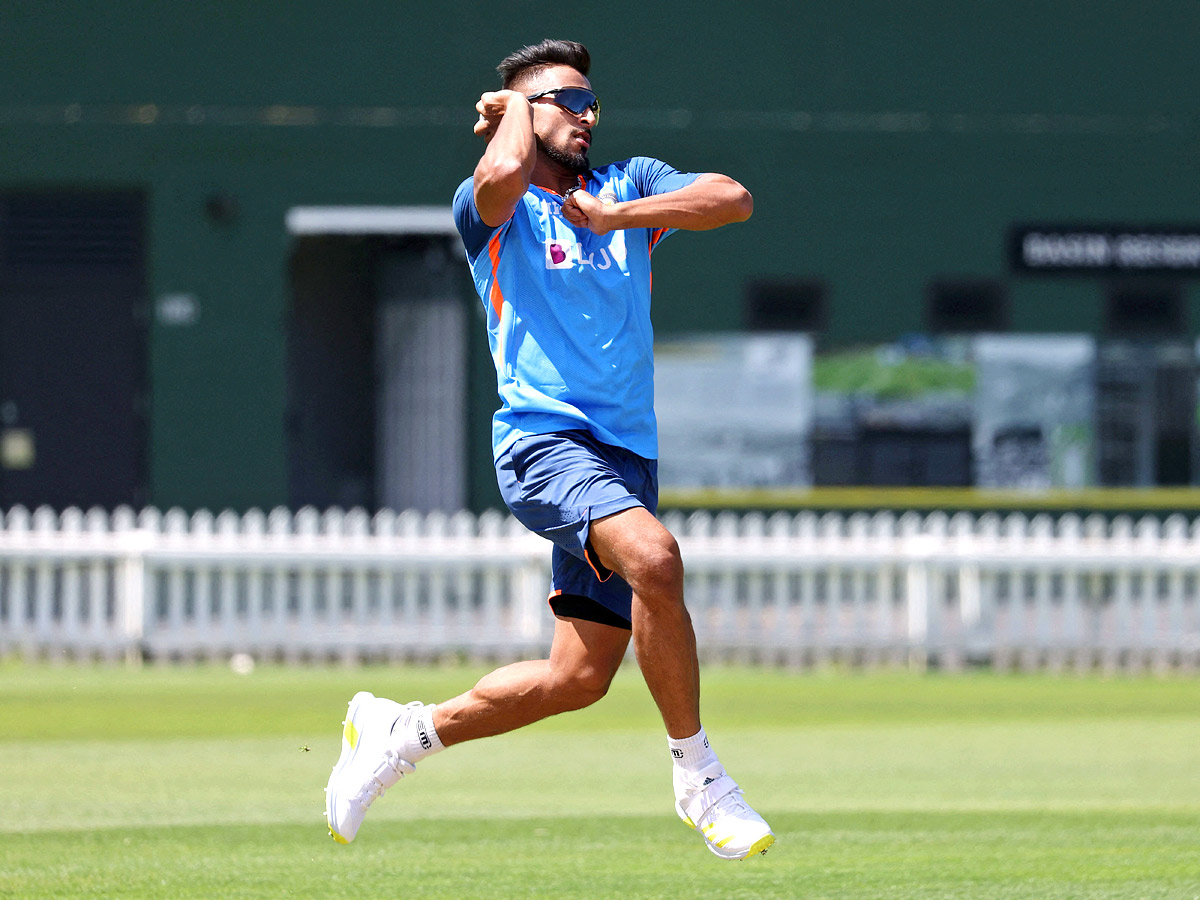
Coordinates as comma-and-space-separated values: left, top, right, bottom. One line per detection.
1011, 226, 1200, 274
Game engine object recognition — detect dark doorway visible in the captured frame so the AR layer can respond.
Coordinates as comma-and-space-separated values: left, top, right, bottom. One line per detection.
1095, 340, 1195, 487
286, 233, 469, 512
286, 235, 378, 510
0, 190, 148, 510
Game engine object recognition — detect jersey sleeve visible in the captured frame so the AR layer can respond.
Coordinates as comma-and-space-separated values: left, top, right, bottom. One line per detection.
624, 157, 701, 249
626, 156, 701, 199
452, 176, 498, 260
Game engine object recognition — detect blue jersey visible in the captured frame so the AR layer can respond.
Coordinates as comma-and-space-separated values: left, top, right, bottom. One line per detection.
453, 157, 699, 460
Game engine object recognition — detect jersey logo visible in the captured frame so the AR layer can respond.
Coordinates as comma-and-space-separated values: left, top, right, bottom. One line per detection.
545, 236, 614, 271
546, 239, 573, 269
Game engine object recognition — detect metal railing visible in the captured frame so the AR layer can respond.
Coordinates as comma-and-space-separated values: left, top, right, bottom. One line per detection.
1, 505, 1199, 670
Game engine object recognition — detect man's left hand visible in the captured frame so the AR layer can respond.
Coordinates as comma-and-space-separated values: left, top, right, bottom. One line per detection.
561, 189, 618, 236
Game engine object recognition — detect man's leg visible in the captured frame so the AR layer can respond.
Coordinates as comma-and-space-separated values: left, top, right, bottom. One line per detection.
432, 613, 630, 744
588, 505, 775, 860
325, 613, 628, 843
587, 506, 698, 739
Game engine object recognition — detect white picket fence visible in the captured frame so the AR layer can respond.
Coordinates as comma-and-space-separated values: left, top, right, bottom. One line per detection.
1, 505, 1200, 671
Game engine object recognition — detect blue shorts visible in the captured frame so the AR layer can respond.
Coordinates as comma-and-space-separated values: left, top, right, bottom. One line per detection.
495, 430, 658, 628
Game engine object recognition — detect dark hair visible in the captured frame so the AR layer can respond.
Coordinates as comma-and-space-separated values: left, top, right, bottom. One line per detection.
497, 39, 590, 89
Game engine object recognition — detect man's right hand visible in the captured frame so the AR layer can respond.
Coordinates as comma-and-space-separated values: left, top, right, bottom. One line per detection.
474, 90, 527, 141
472, 90, 537, 227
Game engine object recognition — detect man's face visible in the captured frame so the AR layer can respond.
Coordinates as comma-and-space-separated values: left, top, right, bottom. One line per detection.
520, 64, 595, 175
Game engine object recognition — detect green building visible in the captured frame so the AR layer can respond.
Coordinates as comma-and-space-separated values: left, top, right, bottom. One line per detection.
1, 3, 1197, 512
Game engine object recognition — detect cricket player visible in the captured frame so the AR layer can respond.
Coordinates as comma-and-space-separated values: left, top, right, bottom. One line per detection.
326, 38, 773, 860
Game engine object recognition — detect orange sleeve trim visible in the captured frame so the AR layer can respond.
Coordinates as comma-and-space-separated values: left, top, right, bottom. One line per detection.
487, 230, 506, 319
649, 227, 668, 252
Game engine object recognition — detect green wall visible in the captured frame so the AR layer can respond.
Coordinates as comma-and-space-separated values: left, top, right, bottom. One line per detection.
2, 2, 1198, 510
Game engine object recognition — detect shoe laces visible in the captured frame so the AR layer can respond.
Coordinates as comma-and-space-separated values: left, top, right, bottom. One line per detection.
702, 788, 749, 827
354, 751, 410, 807
360, 776, 387, 806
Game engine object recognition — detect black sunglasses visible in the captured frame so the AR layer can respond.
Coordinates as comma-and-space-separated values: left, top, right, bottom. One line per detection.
525, 86, 601, 121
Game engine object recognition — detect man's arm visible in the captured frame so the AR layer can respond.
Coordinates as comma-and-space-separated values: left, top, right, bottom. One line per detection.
561, 173, 753, 236
472, 91, 537, 227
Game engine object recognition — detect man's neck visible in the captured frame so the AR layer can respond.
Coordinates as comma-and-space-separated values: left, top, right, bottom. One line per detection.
530, 157, 585, 196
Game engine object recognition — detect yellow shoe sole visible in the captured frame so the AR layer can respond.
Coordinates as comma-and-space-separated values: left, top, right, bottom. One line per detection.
743, 832, 776, 859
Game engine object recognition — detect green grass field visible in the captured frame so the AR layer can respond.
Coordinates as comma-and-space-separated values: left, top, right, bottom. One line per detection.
2, 662, 1199, 899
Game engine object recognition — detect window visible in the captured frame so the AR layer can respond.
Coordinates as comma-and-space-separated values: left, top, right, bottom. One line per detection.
926, 279, 1008, 333
1105, 281, 1184, 336
745, 278, 827, 332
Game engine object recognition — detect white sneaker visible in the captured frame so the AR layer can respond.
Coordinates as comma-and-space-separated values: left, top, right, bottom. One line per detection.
676, 770, 775, 860
324, 691, 418, 844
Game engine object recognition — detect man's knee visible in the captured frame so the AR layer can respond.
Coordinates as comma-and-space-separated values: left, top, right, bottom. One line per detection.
591, 508, 684, 601
551, 661, 617, 710
625, 534, 684, 601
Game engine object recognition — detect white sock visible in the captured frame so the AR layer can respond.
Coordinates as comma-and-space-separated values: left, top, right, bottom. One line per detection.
390, 703, 445, 764
668, 726, 722, 793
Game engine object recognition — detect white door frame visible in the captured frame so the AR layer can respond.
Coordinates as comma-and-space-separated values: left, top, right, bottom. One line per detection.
285, 206, 468, 512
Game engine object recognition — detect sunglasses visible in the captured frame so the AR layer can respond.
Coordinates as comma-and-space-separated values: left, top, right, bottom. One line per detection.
525, 86, 601, 121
